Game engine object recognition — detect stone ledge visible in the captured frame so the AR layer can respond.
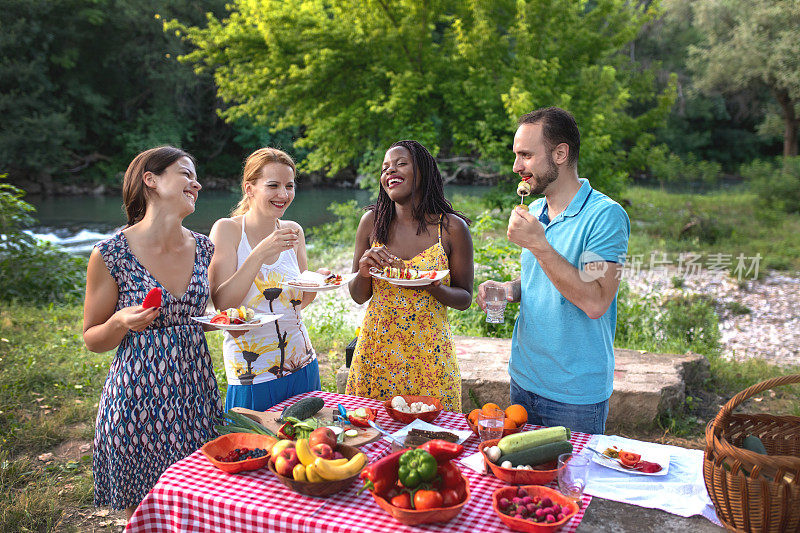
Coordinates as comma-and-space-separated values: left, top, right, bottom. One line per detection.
335, 335, 709, 429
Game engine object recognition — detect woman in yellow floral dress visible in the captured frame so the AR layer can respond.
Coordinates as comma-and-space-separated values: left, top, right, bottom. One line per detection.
209, 148, 323, 410
346, 140, 474, 411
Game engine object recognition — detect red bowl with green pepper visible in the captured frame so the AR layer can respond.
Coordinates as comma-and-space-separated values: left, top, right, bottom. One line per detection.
369, 474, 471, 526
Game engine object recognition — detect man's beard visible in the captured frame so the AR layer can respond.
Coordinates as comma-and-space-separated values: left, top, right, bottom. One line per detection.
530, 157, 559, 195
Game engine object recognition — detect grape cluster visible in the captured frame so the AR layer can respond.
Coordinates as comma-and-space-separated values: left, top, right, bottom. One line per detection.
215, 447, 268, 462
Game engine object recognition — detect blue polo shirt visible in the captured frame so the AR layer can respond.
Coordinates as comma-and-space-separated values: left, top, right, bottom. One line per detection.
509, 179, 630, 405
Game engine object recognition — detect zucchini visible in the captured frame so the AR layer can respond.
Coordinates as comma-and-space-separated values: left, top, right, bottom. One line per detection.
742, 435, 767, 455
497, 426, 571, 455
279, 396, 324, 422
499, 440, 573, 467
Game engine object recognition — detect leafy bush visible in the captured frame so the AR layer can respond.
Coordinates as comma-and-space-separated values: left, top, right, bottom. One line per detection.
0, 180, 86, 303
741, 157, 800, 214
615, 283, 720, 357
450, 210, 521, 338
647, 145, 723, 186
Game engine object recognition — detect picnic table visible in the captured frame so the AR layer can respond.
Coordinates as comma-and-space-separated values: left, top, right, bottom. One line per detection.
126, 390, 593, 532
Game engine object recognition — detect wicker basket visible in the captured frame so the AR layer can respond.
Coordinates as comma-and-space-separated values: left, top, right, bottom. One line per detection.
703, 374, 800, 532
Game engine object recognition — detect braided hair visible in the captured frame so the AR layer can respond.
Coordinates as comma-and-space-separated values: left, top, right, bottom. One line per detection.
369, 140, 470, 245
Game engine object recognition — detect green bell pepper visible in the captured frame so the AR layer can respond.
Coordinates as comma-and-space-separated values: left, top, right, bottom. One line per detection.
397, 449, 438, 489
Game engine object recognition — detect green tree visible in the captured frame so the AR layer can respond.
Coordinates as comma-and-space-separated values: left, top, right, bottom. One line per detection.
632, 0, 773, 169
171, 0, 674, 193
688, 0, 800, 157
0, 0, 240, 189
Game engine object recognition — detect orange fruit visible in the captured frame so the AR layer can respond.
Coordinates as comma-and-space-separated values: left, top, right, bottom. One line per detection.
505, 404, 528, 427
481, 402, 501, 415
503, 417, 517, 430
467, 409, 480, 425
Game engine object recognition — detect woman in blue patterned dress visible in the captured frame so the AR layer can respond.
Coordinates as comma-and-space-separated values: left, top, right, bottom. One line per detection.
82, 146, 222, 519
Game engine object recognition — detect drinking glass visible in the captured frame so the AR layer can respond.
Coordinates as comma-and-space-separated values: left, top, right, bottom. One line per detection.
477, 408, 505, 441
558, 452, 590, 501
484, 285, 507, 323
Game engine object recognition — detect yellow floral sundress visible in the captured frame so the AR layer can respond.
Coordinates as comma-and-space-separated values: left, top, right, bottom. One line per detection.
346, 221, 461, 411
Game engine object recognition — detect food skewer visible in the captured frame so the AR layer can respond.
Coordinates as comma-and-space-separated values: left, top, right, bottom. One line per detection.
516, 180, 531, 211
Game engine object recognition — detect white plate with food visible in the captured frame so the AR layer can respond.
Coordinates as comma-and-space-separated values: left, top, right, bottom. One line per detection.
281, 271, 357, 292
369, 268, 449, 287
589, 444, 670, 476
191, 308, 282, 331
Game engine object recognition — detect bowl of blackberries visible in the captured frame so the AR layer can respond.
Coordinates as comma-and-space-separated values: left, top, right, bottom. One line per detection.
201, 433, 277, 474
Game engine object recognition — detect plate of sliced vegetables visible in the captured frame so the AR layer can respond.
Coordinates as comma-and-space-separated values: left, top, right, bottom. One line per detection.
191, 307, 282, 331
369, 267, 449, 287
590, 444, 669, 476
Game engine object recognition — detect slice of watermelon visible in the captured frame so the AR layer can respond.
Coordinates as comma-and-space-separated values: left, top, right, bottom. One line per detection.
142, 287, 162, 309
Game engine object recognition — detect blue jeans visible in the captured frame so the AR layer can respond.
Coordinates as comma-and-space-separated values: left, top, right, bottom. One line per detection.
510, 377, 609, 435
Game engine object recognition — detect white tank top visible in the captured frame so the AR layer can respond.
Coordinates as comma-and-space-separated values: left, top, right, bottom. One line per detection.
221, 217, 316, 386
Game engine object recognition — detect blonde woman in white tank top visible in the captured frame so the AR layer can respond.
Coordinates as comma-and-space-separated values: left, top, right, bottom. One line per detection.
208, 148, 322, 410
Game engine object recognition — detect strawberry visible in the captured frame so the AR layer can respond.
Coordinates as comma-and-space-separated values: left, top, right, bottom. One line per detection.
142, 287, 162, 309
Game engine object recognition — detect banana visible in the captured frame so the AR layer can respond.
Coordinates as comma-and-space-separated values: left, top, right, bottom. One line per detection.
295, 438, 316, 466
305, 462, 325, 483
314, 452, 367, 481
292, 463, 307, 482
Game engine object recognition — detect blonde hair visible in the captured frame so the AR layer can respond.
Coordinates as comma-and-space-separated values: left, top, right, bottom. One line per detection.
231, 147, 296, 216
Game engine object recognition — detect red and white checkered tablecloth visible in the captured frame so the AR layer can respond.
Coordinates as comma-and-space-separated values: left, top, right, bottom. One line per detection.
127, 391, 592, 532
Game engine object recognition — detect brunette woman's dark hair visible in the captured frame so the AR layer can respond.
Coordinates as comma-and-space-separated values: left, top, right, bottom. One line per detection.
368, 140, 470, 245
122, 145, 195, 226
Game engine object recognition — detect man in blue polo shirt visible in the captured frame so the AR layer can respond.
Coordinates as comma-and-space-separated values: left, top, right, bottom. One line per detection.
477, 107, 629, 434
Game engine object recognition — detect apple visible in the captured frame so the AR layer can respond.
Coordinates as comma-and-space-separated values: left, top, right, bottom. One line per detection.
308, 427, 336, 449
312, 443, 334, 459
270, 439, 295, 460
274, 448, 300, 477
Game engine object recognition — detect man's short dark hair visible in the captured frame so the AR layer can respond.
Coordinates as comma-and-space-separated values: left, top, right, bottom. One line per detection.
518, 107, 580, 167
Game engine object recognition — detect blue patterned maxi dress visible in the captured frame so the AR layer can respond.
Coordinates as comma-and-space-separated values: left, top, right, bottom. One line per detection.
92, 231, 222, 509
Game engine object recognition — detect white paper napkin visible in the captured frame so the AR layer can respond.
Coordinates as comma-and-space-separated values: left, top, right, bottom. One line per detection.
583, 435, 721, 525
459, 450, 487, 474
382, 418, 474, 445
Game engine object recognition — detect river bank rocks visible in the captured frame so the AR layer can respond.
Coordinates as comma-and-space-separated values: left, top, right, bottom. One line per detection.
624, 269, 800, 367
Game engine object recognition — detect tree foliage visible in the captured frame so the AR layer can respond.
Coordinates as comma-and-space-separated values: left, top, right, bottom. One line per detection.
171, 0, 675, 193
0, 0, 239, 188
0, 178, 86, 303
688, 0, 800, 157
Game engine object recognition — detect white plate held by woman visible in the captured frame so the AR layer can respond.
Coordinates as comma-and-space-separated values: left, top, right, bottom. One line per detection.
281, 271, 357, 292
190, 313, 282, 331
369, 269, 449, 287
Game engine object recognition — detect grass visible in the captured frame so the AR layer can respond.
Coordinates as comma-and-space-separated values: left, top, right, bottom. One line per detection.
0, 297, 355, 531
622, 186, 800, 273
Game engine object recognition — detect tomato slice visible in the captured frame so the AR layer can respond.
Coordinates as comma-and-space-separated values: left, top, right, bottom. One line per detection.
618, 451, 642, 467
210, 314, 230, 325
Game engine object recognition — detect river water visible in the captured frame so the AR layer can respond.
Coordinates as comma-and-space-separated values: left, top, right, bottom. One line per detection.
26, 185, 491, 254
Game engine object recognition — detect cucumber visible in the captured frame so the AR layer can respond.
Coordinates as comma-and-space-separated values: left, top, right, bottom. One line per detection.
279, 397, 325, 423
499, 440, 573, 467
742, 435, 768, 455
497, 426, 571, 455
